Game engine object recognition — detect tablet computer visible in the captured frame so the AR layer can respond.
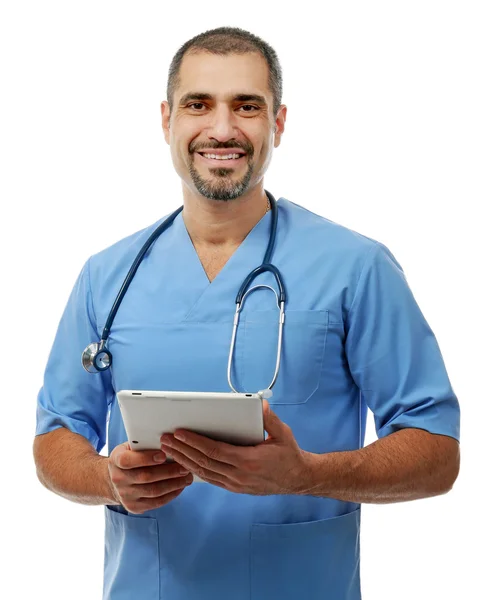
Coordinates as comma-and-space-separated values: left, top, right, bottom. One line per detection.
116, 390, 267, 483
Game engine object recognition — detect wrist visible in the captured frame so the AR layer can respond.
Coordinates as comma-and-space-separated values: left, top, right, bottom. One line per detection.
291, 451, 321, 495
97, 456, 119, 505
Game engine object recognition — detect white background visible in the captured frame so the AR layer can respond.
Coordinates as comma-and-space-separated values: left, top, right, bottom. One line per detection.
1, 1, 489, 598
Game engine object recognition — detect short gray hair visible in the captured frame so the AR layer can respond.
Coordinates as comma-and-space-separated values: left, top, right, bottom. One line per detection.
166, 26, 283, 117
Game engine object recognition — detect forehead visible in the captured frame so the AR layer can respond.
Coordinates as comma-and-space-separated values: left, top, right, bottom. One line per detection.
176, 51, 271, 103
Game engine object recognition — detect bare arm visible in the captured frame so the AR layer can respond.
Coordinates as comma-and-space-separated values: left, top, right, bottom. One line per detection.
33, 427, 118, 506
33, 427, 194, 513
301, 428, 460, 503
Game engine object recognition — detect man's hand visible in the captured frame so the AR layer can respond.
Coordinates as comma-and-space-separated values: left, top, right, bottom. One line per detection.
160, 400, 311, 495
108, 443, 194, 514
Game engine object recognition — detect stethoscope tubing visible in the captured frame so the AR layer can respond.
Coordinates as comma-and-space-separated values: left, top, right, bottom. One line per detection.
82, 190, 287, 392
101, 205, 184, 342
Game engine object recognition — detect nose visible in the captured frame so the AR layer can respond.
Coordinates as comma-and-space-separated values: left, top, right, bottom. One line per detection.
205, 104, 238, 142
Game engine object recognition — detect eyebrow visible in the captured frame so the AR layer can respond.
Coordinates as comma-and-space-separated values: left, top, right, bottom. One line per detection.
178, 92, 267, 106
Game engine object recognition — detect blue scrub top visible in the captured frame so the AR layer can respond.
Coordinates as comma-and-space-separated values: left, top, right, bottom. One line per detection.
36, 197, 460, 600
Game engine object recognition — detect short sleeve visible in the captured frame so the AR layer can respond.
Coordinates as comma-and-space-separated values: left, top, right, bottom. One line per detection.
345, 242, 460, 442
35, 258, 113, 452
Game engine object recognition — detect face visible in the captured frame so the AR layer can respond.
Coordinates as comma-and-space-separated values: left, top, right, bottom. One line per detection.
161, 51, 286, 202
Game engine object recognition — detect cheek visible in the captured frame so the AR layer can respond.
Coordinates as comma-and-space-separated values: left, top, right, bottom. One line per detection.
252, 126, 274, 156
169, 145, 182, 168
168, 146, 192, 181
170, 122, 196, 158
254, 137, 273, 164
253, 139, 274, 174
171, 136, 192, 165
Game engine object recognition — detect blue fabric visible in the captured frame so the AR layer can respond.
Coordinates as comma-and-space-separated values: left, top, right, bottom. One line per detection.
36, 198, 460, 599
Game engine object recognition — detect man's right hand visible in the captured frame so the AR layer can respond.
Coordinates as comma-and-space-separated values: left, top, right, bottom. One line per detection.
107, 442, 194, 514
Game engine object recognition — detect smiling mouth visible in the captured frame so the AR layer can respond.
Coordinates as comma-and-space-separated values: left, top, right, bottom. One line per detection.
195, 152, 247, 167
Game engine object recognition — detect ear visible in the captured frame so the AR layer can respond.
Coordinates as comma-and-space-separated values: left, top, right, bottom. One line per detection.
273, 104, 287, 148
161, 101, 171, 145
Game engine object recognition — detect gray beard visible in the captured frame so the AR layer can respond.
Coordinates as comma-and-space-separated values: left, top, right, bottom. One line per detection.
188, 156, 254, 201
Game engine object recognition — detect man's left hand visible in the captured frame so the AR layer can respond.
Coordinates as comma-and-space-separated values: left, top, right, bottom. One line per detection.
160, 400, 313, 495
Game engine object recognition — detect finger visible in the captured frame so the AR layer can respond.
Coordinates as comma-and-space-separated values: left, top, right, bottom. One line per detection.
128, 461, 191, 485
161, 444, 235, 484
112, 444, 169, 470
166, 431, 250, 467
137, 473, 194, 498
128, 487, 186, 514
262, 400, 286, 439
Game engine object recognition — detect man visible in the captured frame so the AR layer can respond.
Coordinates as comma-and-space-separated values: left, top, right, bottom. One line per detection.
33, 26, 460, 600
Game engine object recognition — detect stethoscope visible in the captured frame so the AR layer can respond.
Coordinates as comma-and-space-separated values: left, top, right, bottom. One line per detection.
81, 190, 286, 395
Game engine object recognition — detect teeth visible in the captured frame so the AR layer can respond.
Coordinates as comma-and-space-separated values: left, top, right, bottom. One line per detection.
202, 153, 242, 160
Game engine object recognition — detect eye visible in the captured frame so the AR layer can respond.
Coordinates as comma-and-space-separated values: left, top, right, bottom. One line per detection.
238, 105, 259, 113
185, 103, 259, 113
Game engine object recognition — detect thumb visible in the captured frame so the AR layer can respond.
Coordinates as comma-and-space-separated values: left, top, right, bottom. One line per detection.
262, 400, 287, 439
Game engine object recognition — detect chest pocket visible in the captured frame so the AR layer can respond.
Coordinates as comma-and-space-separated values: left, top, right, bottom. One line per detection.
238, 309, 329, 404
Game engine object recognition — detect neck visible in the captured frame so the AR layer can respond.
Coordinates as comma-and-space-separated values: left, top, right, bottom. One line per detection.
181, 183, 269, 248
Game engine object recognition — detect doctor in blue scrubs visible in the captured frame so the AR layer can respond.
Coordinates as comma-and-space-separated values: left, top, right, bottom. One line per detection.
33, 26, 460, 600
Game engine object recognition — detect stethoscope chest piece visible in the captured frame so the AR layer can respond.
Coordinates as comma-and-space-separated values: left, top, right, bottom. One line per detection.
82, 342, 112, 373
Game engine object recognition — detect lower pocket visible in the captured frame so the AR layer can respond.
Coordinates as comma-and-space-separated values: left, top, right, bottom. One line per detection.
250, 508, 361, 600
103, 506, 160, 600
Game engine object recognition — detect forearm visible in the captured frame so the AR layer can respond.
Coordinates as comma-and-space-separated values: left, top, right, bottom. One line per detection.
33, 427, 118, 506
300, 428, 460, 504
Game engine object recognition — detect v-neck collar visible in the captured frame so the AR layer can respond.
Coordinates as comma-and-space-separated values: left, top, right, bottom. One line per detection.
174, 199, 279, 322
